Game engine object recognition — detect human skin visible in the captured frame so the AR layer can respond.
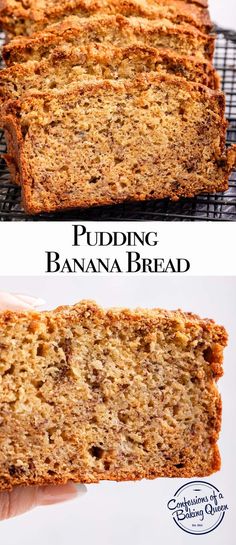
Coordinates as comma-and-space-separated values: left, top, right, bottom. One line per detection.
0, 292, 87, 520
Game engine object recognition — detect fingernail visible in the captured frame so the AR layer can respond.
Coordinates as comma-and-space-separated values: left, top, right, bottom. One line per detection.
15, 294, 46, 307
0, 293, 46, 311
75, 484, 87, 496
38, 483, 84, 506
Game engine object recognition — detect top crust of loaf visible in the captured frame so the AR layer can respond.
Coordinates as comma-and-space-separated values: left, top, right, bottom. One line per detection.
0, 0, 209, 8
2, 71, 227, 134
0, 299, 228, 377
0, 43, 220, 106
0, 0, 213, 34
0, 0, 210, 18
3, 15, 216, 66
0, 300, 228, 383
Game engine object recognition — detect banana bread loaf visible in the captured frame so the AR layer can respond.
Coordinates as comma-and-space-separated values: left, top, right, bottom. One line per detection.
0, 300, 227, 490
0, 44, 219, 109
0, 46, 218, 183
3, 15, 215, 66
2, 74, 235, 214
0, 0, 212, 38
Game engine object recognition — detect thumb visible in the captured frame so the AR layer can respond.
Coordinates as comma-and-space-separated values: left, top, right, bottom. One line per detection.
0, 292, 45, 311
0, 483, 86, 520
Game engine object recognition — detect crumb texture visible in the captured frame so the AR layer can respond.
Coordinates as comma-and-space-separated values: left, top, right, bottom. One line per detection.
0, 43, 219, 107
3, 15, 215, 66
0, 301, 227, 490
0, 0, 235, 212
2, 75, 232, 213
0, 0, 212, 37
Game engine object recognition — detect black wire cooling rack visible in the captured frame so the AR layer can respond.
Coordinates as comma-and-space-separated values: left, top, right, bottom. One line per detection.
0, 26, 235, 221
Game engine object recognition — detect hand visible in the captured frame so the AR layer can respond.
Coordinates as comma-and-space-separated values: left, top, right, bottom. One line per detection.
0, 483, 86, 520
0, 292, 87, 520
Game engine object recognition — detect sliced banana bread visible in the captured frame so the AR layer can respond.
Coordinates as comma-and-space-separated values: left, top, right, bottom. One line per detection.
0, 0, 212, 38
3, 15, 215, 67
0, 45, 218, 181
2, 74, 235, 214
0, 44, 219, 109
0, 301, 227, 490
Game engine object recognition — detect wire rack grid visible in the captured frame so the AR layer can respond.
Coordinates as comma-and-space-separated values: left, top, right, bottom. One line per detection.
0, 27, 235, 221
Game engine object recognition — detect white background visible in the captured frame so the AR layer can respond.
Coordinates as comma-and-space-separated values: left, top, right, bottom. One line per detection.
0, 223, 236, 276
0, 276, 235, 545
210, 0, 236, 29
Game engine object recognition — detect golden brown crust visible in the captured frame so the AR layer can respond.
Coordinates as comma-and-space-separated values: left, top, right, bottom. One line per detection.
2, 125, 21, 184
0, 0, 213, 37
0, 459, 222, 491
0, 0, 209, 8
0, 301, 227, 489
0, 40, 220, 182
3, 15, 215, 66
1, 115, 22, 186
0, 300, 228, 337
0, 43, 220, 111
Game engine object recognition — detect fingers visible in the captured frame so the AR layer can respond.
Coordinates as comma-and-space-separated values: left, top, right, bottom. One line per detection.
0, 483, 86, 520
0, 486, 38, 520
0, 292, 45, 311
0, 295, 86, 520
13, 294, 45, 308
0, 296, 87, 521
37, 483, 87, 506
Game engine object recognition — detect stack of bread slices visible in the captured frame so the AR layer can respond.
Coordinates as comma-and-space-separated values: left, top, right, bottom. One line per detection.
0, 0, 235, 214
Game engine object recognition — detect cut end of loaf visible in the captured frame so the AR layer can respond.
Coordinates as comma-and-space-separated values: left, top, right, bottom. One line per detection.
0, 301, 227, 490
1, 74, 230, 214
0, 0, 233, 217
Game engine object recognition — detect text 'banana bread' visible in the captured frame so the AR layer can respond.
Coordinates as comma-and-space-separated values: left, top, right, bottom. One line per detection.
2, 74, 235, 213
0, 301, 227, 490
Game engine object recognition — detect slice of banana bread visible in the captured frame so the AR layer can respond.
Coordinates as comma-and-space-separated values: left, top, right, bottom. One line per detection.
0, 0, 212, 38
0, 45, 219, 181
2, 74, 235, 214
0, 44, 219, 109
3, 15, 215, 66
0, 301, 227, 490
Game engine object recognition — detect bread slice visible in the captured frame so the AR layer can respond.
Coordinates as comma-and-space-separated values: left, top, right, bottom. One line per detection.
0, 43, 219, 110
0, 300, 227, 490
3, 15, 215, 67
2, 74, 235, 213
0, 0, 212, 38
0, 45, 219, 181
